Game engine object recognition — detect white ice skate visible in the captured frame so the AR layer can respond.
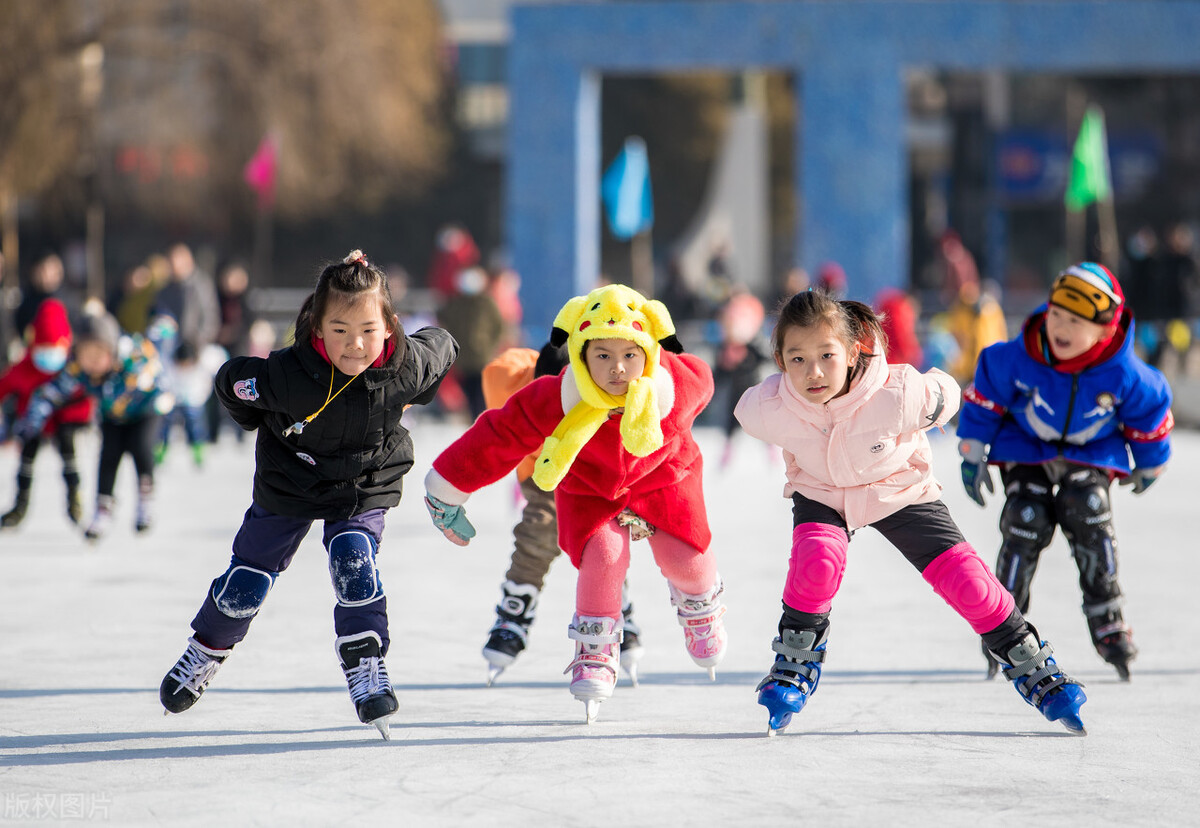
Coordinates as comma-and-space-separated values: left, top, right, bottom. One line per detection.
668, 576, 728, 680
564, 614, 621, 724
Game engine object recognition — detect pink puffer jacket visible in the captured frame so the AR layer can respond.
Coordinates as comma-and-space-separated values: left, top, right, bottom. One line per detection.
734, 354, 959, 529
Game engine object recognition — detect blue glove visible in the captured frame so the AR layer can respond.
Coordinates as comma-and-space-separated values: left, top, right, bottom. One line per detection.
424, 493, 476, 546
1120, 466, 1163, 495
959, 438, 994, 507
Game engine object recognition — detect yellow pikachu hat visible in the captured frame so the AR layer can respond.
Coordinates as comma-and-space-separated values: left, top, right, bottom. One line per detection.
532, 284, 683, 491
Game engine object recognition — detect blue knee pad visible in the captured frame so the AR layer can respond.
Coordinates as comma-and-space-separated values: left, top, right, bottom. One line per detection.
328, 531, 384, 607
211, 559, 277, 619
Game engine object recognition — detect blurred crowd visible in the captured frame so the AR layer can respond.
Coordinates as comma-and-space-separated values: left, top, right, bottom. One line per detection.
3, 217, 1199, 466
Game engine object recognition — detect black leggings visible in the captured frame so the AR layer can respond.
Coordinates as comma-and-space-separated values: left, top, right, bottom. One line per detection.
97, 415, 161, 498
14, 423, 83, 493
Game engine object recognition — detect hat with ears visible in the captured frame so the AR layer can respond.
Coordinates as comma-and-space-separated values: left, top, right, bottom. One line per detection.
533, 284, 682, 491
1050, 262, 1124, 326
29, 299, 72, 349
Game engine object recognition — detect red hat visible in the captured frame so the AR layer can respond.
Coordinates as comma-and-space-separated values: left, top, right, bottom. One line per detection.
30, 299, 72, 348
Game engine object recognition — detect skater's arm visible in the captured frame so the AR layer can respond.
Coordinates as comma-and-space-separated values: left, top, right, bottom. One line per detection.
898, 365, 959, 433
213, 354, 272, 431
403, 327, 459, 406
13, 368, 83, 439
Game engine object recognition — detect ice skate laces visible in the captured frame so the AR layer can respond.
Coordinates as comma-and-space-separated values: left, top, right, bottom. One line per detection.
344, 656, 391, 705
168, 640, 226, 698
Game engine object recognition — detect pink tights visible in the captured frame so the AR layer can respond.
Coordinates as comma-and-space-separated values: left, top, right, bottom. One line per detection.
576, 519, 715, 617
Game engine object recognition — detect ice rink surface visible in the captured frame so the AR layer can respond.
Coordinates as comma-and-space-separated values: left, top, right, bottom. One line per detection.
1, 419, 1196, 826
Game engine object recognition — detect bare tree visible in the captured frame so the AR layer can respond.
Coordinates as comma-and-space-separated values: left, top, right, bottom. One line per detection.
97, 0, 450, 224
1, 0, 450, 306
0, 0, 99, 353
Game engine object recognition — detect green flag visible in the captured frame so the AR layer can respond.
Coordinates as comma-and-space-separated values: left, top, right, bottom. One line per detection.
1064, 104, 1112, 211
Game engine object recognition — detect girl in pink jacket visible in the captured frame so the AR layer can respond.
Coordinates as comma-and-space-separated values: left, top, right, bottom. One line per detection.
734, 289, 1087, 736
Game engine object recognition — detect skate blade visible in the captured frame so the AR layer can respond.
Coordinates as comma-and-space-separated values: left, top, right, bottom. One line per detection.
1058, 715, 1086, 736
373, 717, 393, 741
623, 663, 639, 688
486, 665, 504, 687
707, 667, 716, 681
583, 699, 601, 724
1113, 662, 1131, 682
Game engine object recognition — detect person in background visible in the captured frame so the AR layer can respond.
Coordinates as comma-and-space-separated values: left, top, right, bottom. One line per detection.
15, 311, 169, 540
0, 299, 93, 528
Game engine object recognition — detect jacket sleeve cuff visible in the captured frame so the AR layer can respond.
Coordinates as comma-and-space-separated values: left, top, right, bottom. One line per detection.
424, 467, 471, 506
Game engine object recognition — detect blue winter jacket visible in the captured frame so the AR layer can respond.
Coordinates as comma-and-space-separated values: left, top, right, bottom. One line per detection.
957, 305, 1173, 475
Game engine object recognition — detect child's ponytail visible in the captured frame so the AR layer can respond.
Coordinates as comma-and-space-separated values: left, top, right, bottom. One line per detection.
839, 299, 888, 383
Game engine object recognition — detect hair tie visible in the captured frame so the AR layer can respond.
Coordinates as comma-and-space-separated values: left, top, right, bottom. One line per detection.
343, 249, 368, 267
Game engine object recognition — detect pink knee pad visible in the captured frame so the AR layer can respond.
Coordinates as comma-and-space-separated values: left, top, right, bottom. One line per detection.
922, 542, 1015, 634
782, 523, 849, 614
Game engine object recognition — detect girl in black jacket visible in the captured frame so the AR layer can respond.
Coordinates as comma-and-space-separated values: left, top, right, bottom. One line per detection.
159, 250, 458, 739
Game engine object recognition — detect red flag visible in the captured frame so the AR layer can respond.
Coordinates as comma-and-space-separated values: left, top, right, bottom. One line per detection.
242, 134, 277, 209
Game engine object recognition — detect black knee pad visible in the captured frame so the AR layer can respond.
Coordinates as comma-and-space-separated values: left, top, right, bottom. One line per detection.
1055, 470, 1120, 601
996, 492, 1056, 610
999, 492, 1056, 552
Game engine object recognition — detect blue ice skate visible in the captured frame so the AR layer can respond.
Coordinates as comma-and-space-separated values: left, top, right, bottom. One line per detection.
755, 628, 827, 736
992, 632, 1087, 735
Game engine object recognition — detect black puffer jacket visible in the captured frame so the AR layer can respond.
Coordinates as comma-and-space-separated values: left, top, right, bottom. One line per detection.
215, 327, 458, 519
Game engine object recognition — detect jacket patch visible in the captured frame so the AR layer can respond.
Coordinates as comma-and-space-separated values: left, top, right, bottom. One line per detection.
870, 443, 885, 453
233, 378, 259, 401
296, 452, 316, 465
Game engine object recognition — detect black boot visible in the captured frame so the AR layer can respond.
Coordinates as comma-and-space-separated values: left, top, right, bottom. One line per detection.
1, 489, 30, 528
1086, 601, 1137, 681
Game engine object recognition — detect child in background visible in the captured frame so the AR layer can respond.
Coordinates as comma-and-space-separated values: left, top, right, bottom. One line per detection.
958, 263, 1173, 681
711, 290, 769, 469
0, 299, 93, 527
16, 311, 168, 540
158, 250, 457, 740
424, 284, 725, 723
155, 338, 227, 468
478, 342, 645, 686
736, 289, 1087, 736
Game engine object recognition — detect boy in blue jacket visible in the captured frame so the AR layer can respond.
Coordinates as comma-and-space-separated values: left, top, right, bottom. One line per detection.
957, 263, 1172, 681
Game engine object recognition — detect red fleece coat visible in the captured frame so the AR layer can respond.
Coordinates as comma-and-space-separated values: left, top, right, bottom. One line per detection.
0, 301, 93, 434
432, 350, 714, 567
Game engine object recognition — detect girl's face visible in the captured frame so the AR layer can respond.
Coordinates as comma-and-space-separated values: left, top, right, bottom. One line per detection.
316, 294, 394, 376
1045, 304, 1107, 361
585, 337, 646, 396
775, 322, 860, 405
75, 341, 115, 380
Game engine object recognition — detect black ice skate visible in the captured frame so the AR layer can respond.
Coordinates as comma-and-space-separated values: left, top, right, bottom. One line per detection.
482, 580, 539, 686
66, 485, 83, 525
619, 597, 645, 687
160, 637, 232, 714
337, 631, 398, 740
1087, 605, 1137, 681
0, 491, 29, 528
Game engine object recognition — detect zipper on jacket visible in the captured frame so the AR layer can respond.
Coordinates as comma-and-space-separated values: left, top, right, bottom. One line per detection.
1056, 373, 1080, 451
